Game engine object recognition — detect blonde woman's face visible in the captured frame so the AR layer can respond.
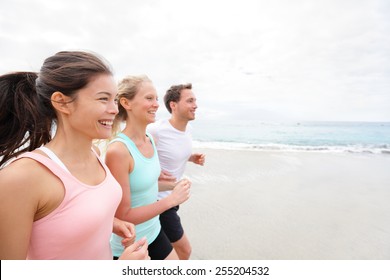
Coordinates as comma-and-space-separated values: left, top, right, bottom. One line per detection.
129, 81, 159, 124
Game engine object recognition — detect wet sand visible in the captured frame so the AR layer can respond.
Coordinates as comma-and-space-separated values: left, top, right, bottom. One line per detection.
179, 148, 390, 259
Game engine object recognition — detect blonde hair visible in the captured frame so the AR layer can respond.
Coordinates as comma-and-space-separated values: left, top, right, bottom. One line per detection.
111, 75, 152, 135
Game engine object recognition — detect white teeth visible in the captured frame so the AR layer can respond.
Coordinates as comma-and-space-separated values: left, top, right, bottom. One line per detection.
99, 120, 113, 126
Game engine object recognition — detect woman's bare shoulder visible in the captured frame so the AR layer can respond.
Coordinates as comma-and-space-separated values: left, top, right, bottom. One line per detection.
0, 154, 59, 193
106, 141, 131, 159
0, 154, 65, 220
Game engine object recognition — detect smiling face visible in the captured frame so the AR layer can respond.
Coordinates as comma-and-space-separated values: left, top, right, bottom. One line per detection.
128, 81, 159, 125
173, 88, 197, 121
65, 74, 119, 140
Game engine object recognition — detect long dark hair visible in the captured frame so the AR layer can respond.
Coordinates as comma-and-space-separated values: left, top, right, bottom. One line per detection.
0, 51, 113, 167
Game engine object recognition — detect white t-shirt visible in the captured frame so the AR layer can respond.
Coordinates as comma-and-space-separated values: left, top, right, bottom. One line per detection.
147, 119, 192, 199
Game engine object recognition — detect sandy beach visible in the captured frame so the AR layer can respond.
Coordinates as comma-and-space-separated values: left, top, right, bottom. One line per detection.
179, 148, 390, 260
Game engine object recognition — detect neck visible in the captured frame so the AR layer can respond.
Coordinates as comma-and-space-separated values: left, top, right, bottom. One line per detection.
122, 120, 147, 142
169, 116, 189, 132
45, 128, 94, 162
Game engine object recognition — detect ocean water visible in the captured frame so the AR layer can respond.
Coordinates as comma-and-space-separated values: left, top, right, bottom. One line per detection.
191, 120, 390, 154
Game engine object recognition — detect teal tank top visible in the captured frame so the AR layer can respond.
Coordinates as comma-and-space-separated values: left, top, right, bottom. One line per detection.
110, 132, 161, 257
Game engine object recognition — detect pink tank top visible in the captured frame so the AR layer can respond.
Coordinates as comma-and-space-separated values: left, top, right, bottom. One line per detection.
17, 151, 122, 260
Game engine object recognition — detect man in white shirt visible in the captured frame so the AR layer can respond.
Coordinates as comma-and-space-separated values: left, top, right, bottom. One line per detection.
147, 83, 205, 260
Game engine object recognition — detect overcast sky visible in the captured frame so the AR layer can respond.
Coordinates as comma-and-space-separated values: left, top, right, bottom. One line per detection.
1, 0, 389, 122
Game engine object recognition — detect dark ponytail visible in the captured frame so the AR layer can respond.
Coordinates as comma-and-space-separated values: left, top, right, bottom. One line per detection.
0, 72, 51, 167
0, 50, 113, 167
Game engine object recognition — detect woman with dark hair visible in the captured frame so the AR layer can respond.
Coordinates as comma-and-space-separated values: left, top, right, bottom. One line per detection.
0, 51, 148, 260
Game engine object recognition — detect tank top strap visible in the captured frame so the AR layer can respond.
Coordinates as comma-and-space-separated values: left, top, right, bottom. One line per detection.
111, 133, 135, 154
145, 132, 157, 151
116, 133, 133, 144
16, 152, 71, 179
90, 147, 110, 173
114, 132, 156, 150
113, 133, 157, 159
38, 147, 71, 174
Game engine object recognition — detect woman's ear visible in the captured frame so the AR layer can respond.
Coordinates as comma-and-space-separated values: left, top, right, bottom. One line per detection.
120, 97, 131, 110
51, 91, 72, 114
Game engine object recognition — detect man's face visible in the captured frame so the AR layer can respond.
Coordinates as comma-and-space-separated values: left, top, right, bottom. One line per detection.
174, 89, 197, 121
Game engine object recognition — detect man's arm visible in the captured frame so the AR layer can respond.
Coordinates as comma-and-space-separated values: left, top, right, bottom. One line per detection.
188, 153, 206, 166
158, 170, 177, 191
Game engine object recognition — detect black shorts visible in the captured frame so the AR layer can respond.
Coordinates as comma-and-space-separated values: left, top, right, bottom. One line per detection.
159, 206, 184, 243
113, 228, 173, 260
147, 228, 173, 260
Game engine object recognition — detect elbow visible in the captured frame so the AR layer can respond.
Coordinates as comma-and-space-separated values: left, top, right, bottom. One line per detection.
116, 208, 133, 223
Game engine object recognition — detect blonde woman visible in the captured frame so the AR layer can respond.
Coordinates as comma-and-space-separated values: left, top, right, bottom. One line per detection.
106, 75, 191, 260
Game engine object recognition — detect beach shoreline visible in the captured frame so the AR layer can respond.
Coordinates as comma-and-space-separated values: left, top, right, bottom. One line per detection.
180, 148, 390, 260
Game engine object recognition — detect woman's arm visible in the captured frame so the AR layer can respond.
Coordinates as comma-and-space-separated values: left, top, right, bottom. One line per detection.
0, 162, 42, 259
119, 237, 150, 260
113, 217, 136, 247
105, 142, 191, 225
